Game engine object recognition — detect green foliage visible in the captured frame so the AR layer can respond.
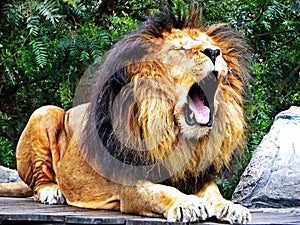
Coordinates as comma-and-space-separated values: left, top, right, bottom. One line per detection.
215, 176, 235, 200
58, 26, 110, 64
108, 12, 139, 41
0, 136, 16, 168
0, 112, 16, 168
54, 81, 73, 109
30, 39, 48, 68
4, 0, 61, 67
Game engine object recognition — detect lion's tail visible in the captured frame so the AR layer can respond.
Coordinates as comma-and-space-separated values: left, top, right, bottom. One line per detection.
0, 181, 33, 197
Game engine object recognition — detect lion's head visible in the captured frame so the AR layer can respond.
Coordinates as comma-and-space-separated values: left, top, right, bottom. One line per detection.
81, 7, 251, 188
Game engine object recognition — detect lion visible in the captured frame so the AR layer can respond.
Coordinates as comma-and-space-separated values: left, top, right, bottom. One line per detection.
0, 6, 251, 224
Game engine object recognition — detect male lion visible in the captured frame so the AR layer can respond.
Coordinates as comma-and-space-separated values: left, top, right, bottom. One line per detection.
0, 7, 251, 224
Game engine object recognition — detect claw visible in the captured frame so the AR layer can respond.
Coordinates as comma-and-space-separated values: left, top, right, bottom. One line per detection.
166, 195, 212, 222
35, 184, 66, 205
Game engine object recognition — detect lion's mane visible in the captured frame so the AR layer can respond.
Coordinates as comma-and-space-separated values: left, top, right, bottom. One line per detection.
81, 7, 251, 193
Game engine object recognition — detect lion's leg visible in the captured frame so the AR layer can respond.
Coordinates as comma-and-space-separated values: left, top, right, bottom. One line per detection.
196, 180, 251, 224
16, 105, 66, 204
119, 181, 212, 222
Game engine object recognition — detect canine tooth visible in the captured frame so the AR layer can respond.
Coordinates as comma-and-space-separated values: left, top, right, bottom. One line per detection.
190, 112, 195, 119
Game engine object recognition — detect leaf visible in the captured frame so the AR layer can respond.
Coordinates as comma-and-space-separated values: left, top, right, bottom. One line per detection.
80, 51, 90, 62
36, 0, 62, 26
26, 16, 40, 36
4, 0, 24, 27
73, 3, 85, 16
30, 40, 48, 68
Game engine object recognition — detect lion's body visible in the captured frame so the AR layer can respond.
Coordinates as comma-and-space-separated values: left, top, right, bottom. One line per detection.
1, 7, 252, 224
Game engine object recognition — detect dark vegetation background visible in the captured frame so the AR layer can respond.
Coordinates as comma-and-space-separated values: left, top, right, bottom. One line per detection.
0, 0, 299, 198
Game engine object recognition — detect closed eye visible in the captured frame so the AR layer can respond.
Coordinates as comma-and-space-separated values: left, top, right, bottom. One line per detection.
173, 47, 187, 51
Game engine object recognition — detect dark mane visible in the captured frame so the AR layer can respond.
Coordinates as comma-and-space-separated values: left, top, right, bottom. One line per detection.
143, 3, 205, 35
81, 4, 206, 166
79, 3, 251, 188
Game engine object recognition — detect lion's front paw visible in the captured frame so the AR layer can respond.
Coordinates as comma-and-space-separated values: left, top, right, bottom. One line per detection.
215, 201, 251, 224
166, 195, 212, 222
34, 183, 66, 205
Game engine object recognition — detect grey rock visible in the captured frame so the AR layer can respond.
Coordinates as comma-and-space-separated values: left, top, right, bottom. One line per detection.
0, 166, 21, 183
232, 106, 300, 208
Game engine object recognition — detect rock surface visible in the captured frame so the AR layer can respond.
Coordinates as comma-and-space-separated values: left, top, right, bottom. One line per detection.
0, 166, 21, 183
232, 106, 300, 208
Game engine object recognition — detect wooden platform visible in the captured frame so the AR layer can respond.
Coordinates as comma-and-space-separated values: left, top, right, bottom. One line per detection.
0, 197, 300, 224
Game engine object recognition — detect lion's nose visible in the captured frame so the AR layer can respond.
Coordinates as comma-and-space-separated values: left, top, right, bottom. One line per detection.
202, 48, 221, 65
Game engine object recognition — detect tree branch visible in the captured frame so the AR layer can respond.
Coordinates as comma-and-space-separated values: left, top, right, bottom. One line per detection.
256, 29, 296, 37
252, 2, 268, 23
276, 64, 300, 98
282, 64, 300, 86
261, 34, 300, 58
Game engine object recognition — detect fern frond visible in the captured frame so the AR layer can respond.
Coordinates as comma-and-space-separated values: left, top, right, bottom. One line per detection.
89, 40, 102, 60
58, 30, 110, 64
80, 51, 90, 62
57, 35, 73, 50
37, 0, 62, 26
4, 1, 24, 27
30, 40, 48, 68
26, 16, 40, 36
73, 3, 85, 16
20, 49, 35, 75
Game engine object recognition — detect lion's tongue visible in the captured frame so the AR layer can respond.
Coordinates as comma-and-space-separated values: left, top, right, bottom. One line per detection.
188, 97, 210, 125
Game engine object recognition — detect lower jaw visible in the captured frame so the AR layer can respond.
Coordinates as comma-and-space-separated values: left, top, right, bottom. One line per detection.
180, 123, 211, 140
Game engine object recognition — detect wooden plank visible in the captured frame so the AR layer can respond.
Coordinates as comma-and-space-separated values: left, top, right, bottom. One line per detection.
249, 208, 300, 224
1, 197, 300, 224
0, 197, 143, 225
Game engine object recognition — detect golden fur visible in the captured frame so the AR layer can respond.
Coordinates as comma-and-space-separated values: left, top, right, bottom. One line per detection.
0, 7, 251, 224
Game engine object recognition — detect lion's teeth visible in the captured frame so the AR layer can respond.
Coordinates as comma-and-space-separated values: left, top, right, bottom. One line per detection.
190, 112, 195, 119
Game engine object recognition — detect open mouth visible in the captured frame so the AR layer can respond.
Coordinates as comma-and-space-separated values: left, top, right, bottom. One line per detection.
184, 76, 218, 127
